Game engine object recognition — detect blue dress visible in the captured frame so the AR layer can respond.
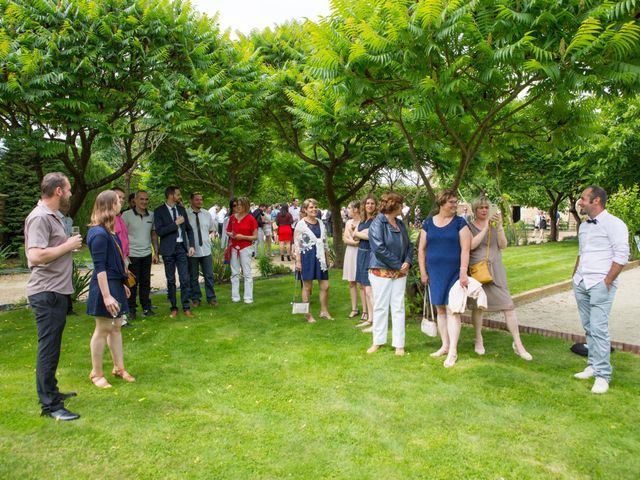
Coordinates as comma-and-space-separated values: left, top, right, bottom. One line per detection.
86, 226, 129, 318
355, 218, 373, 286
422, 216, 468, 305
300, 221, 329, 281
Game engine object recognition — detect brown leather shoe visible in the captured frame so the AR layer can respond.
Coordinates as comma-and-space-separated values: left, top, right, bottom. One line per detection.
183, 309, 194, 318
208, 299, 218, 306
169, 309, 178, 318
191, 300, 201, 307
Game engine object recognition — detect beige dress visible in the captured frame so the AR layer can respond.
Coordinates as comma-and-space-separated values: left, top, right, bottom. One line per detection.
342, 219, 359, 281
468, 223, 514, 311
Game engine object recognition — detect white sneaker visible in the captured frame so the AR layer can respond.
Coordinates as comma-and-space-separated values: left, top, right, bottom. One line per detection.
574, 366, 595, 380
591, 377, 609, 394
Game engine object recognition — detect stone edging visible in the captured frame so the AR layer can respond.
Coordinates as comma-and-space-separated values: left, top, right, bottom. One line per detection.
511, 260, 640, 307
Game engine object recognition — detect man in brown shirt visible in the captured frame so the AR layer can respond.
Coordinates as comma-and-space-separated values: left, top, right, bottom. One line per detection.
25, 172, 82, 421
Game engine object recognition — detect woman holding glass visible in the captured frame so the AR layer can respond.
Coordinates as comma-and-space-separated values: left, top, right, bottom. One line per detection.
86, 190, 134, 388
418, 188, 471, 368
353, 194, 377, 330
468, 196, 532, 360
343, 200, 365, 319
227, 197, 258, 304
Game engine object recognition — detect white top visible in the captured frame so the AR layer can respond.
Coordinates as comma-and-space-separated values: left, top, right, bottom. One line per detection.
166, 203, 183, 243
289, 206, 300, 222
186, 207, 215, 257
216, 207, 227, 224
573, 210, 629, 289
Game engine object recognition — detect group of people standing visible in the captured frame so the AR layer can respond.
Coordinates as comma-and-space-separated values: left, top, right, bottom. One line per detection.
24, 171, 629, 421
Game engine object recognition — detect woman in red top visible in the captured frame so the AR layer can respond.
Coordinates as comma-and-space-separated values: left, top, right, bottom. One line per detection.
226, 197, 258, 303
276, 203, 294, 262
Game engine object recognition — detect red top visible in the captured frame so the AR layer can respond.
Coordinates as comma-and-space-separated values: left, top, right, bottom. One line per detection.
227, 214, 258, 250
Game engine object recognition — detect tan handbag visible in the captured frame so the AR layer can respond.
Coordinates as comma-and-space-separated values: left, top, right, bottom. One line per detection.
469, 227, 493, 284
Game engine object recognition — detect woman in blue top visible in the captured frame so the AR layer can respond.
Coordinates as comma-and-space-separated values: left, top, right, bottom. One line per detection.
418, 188, 471, 368
86, 190, 135, 388
353, 194, 377, 330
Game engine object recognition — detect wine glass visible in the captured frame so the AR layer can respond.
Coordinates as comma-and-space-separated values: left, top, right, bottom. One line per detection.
71, 226, 80, 252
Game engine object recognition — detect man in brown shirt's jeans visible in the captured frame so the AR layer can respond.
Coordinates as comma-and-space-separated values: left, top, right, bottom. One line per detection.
24, 172, 82, 421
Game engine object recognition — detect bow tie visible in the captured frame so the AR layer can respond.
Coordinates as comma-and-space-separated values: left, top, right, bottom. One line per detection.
586, 219, 598, 224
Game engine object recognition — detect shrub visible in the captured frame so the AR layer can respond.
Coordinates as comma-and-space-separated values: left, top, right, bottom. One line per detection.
256, 248, 275, 277
607, 184, 640, 259
71, 261, 92, 302
211, 238, 231, 284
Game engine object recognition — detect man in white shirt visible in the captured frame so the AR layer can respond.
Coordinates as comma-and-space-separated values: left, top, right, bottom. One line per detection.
572, 185, 629, 394
187, 192, 218, 307
216, 206, 227, 237
288, 198, 300, 224
208, 204, 219, 236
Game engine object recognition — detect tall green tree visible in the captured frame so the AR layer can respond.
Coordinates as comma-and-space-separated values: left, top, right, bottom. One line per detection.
0, 0, 224, 215
307, 0, 640, 191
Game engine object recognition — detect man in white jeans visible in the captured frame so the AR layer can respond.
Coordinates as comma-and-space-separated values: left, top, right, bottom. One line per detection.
572, 185, 629, 394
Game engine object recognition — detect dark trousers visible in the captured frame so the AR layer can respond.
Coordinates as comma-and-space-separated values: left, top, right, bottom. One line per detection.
163, 243, 191, 311
28, 291, 68, 413
128, 254, 153, 313
188, 254, 217, 302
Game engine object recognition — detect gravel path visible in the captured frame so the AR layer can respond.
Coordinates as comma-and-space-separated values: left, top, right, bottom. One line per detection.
485, 266, 640, 346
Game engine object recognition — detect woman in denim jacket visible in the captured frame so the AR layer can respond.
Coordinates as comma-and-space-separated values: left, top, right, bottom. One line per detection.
366, 192, 413, 356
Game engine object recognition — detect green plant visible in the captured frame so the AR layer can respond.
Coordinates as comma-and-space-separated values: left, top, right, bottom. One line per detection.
70, 261, 92, 302
505, 221, 530, 246
607, 184, 640, 259
18, 246, 28, 269
211, 238, 231, 284
256, 248, 275, 277
0, 244, 16, 269
271, 264, 293, 275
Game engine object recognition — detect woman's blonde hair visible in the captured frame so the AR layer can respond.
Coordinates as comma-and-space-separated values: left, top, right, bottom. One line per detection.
302, 198, 319, 212
235, 197, 250, 213
379, 192, 403, 215
359, 193, 378, 220
471, 195, 490, 216
90, 190, 119, 232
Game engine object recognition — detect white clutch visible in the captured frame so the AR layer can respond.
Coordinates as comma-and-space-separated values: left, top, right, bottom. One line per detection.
291, 302, 309, 315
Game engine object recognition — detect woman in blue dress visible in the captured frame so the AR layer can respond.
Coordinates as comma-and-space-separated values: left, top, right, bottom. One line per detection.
353, 194, 377, 330
294, 198, 331, 323
86, 190, 135, 388
418, 189, 471, 368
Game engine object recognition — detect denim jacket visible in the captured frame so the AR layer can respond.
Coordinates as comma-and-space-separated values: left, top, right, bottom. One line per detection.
368, 213, 413, 270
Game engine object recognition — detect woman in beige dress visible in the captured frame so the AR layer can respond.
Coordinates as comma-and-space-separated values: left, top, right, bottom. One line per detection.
343, 200, 365, 318
468, 196, 532, 361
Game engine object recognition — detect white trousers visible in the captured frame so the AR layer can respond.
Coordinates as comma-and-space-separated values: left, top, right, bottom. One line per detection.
369, 273, 407, 348
230, 246, 253, 303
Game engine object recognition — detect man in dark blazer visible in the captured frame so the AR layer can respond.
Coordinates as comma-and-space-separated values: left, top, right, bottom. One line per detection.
154, 186, 196, 318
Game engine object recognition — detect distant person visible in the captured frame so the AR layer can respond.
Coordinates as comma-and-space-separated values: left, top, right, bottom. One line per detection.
154, 186, 196, 318
366, 192, 412, 356
121, 190, 159, 321
294, 198, 332, 323
216, 206, 227, 237
86, 190, 135, 388
25, 172, 82, 421
573, 186, 629, 394
418, 188, 471, 367
468, 196, 531, 360
111, 187, 130, 260
226, 197, 258, 304
276, 203, 294, 261
186, 192, 218, 307
262, 205, 273, 255
288, 198, 300, 224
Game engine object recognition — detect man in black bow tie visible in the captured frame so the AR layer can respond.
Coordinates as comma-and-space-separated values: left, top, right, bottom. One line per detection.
572, 186, 629, 394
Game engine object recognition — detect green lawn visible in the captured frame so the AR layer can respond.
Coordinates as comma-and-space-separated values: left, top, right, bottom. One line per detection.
1, 270, 638, 479
502, 240, 578, 294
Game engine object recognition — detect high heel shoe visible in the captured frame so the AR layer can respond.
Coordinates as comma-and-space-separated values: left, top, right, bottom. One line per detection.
305, 313, 316, 323
443, 354, 458, 368
512, 342, 533, 361
89, 373, 112, 389
348, 309, 360, 319
319, 312, 334, 320
430, 347, 448, 358
474, 344, 486, 355
112, 368, 136, 382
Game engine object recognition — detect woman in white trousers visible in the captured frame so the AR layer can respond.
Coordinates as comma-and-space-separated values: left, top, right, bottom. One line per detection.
366, 192, 413, 356
226, 197, 258, 303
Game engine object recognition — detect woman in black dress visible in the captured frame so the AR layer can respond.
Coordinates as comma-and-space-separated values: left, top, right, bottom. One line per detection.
86, 190, 135, 388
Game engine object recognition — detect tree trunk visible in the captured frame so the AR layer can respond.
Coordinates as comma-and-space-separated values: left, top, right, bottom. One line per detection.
330, 203, 344, 268
69, 183, 88, 219
568, 195, 581, 233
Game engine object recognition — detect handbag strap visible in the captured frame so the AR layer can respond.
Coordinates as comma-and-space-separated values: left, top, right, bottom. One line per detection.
291, 273, 304, 303
424, 283, 436, 320
104, 225, 126, 270
484, 226, 491, 261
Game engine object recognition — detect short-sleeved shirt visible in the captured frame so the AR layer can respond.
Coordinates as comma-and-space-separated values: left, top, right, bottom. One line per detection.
121, 208, 155, 257
24, 202, 73, 296
186, 207, 215, 257
227, 214, 258, 250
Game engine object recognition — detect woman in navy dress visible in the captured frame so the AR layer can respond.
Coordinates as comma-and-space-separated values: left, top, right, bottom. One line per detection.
86, 190, 135, 388
353, 194, 377, 330
294, 198, 331, 323
418, 188, 471, 368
